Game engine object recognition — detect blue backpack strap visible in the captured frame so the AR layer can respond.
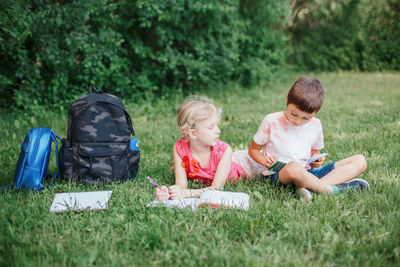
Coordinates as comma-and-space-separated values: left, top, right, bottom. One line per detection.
0, 185, 12, 190
50, 130, 62, 184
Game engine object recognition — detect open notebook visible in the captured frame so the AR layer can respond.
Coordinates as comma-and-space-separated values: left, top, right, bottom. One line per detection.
49, 191, 113, 212
262, 153, 329, 176
147, 191, 249, 211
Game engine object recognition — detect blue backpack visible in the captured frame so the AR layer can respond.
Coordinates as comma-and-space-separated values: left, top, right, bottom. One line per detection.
12, 127, 62, 190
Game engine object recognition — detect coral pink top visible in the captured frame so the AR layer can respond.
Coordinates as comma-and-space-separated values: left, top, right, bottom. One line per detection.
175, 138, 247, 185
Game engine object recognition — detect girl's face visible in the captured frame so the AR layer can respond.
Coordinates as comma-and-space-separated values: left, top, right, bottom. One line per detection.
193, 112, 220, 147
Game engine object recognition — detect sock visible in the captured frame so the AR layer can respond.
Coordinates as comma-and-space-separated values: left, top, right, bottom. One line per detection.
331, 185, 340, 195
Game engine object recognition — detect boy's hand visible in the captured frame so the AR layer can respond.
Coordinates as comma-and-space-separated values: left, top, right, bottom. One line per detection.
168, 185, 187, 200
310, 156, 325, 168
155, 186, 170, 201
265, 156, 278, 168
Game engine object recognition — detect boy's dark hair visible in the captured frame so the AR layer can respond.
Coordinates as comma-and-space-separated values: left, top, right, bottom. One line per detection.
287, 77, 325, 113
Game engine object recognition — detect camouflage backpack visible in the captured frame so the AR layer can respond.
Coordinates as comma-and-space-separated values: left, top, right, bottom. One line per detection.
59, 85, 140, 184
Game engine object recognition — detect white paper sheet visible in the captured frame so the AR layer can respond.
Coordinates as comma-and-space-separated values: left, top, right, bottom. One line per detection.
146, 191, 249, 211
49, 191, 112, 212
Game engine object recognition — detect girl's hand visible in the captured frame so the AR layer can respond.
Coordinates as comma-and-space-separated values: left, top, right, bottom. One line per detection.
310, 156, 325, 168
168, 185, 187, 200
155, 186, 170, 201
265, 156, 278, 168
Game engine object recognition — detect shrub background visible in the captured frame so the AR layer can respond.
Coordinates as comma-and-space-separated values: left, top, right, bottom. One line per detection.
0, 0, 398, 111
0, 0, 289, 110
288, 0, 400, 71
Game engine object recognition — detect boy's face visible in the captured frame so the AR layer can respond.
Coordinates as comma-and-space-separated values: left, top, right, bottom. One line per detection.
285, 103, 316, 126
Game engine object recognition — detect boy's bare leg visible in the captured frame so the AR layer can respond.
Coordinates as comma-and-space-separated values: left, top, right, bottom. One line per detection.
278, 162, 332, 194
320, 154, 367, 185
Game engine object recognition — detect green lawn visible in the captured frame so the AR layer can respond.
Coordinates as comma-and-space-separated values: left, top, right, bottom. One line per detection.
1, 72, 399, 266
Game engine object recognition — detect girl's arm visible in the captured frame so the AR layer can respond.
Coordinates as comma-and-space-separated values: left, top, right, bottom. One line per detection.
208, 145, 232, 189
154, 143, 187, 201
168, 145, 232, 199
167, 143, 190, 199
154, 186, 169, 201
248, 140, 277, 168
173, 142, 188, 189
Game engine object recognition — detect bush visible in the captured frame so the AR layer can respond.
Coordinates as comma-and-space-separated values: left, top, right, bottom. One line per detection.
0, 0, 289, 111
0, 0, 130, 109
118, 0, 246, 94
238, 0, 290, 86
288, 0, 400, 71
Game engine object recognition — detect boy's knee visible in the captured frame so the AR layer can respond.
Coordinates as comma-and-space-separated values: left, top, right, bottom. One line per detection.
354, 154, 367, 172
278, 161, 307, 185
282, 161, 305, 177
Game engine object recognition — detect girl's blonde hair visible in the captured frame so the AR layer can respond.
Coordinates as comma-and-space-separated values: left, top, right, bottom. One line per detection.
177, 97, 222, 140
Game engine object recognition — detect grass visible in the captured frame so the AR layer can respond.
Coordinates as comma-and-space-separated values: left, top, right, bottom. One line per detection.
1, 72, 399, 266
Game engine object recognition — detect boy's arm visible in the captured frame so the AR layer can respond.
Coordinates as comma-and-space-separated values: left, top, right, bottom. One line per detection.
310, 120, 325, 168
248, 140, 277, 168
309, 149, 324, 168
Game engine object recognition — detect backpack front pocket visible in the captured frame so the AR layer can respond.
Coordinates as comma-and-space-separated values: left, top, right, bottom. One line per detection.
128, 150, 140, 179
77, 142, 130, 183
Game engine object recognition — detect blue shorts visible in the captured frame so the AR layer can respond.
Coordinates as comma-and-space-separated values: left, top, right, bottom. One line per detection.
268, 162, 336, 187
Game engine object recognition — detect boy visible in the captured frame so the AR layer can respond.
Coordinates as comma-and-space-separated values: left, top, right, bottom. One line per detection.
248, 77, 369, 200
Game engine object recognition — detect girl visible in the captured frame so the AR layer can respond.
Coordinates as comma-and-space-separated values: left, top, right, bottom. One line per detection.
155, 98, 248, 201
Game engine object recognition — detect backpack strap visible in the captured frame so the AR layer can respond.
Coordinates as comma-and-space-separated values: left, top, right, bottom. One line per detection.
89, 85, 103, 94
50, 130, 63, 184
0, 185, 12, 190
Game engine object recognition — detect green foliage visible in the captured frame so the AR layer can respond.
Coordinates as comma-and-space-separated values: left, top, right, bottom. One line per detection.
288, 0, 400, 71
0, 0, 289, 111
0, 0, 130, 109
238, 0, 290, 86
1, 72, 400, 265
2, 0, 398, 111
118, 0, 246, 93
358, 0, 400, 70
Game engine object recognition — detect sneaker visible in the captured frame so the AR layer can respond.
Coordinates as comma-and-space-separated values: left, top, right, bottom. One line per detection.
297, 188, 313, 201
337, 178, 370, 193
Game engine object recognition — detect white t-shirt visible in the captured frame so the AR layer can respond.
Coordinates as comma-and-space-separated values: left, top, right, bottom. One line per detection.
253, 111, 324, 166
